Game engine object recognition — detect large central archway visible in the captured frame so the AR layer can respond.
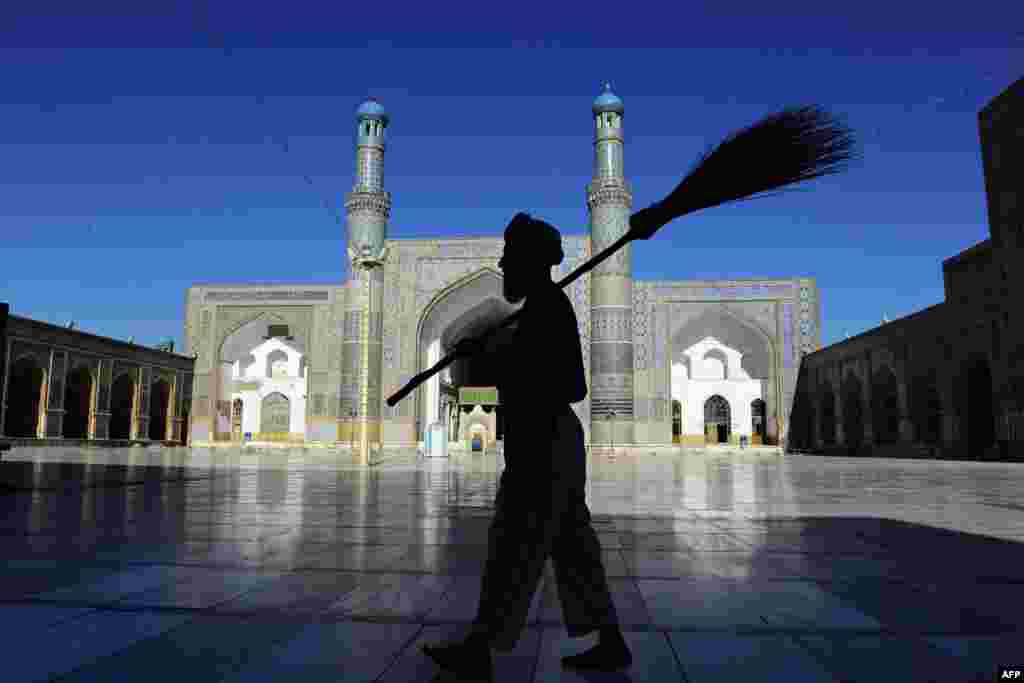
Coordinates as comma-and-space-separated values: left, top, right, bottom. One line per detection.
416, 268, 521, 446
216, 312, 309, 442
669, 305, 776, 445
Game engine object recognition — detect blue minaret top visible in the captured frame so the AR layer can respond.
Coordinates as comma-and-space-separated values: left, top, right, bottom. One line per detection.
356, 97, 389, 125
592, 82, 624, 115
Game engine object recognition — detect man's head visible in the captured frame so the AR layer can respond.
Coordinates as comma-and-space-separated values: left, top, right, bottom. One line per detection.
498, 213, 564, 304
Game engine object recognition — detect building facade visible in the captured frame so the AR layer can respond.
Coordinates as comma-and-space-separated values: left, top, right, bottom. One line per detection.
0, 315, 195, 447
183, 86, 822, 450
787, 77, 1024, 461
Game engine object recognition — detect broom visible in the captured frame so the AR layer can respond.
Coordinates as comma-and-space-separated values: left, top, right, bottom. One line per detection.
386, 105, 859, 408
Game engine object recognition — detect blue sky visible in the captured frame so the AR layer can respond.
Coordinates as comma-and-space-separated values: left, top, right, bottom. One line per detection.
2, 2, 1022, 352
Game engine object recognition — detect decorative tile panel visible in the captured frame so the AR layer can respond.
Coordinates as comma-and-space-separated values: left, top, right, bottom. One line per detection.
633, 283, 651, 371
783, 303, 794, 369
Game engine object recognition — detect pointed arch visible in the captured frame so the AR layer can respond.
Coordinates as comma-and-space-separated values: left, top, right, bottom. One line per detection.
415, 267, 520, 438
415, 266, 511, 347
819, 381, 837, 445
668, 304, 776, 380
704, 394, 731, 444
841, 370, 865, 449
5, 355, 47, 438
260, 391, 291, 433
149, 378, 171, 441
964, 354, 995, 454
872, 365, 900, 444
668, 302, 780, 444
63, 365, 94, 439
217, 310, 291, 360
109, 372, 135, 439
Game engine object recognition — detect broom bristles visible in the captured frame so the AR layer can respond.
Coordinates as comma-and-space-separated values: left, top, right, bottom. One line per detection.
654, 105, 858, 225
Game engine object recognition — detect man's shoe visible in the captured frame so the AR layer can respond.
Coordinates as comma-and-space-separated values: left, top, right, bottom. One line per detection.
561, 640, 633, 671
421, 638, 493, 681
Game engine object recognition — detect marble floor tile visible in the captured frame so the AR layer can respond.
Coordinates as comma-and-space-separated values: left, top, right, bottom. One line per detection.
924, 635, 1024, 682
219, 620, 421, 683
1, 608, 194, 683
113, 568, 281, 609
209, 571, 363, 615
803, 577, 1010, 633
323, 572, 456, 619
2, 448, 1023, 681
787, 634, 982, 682
731, 532, 890, 556
424, 573, 545, 627
30, 564, 198, 603
0, 603, 98, 632
388, 542, 488, 574
667, 633, 839, 682
637, 576, 880, 631
380, 623, 541, 683
534, 626, 686, 682
621, 549, 707, 578
51, 615, 314, 683
536, 575, 653, 630
0, 565, 116, 600
736, 553, 910, 582
294, 544, 412, 572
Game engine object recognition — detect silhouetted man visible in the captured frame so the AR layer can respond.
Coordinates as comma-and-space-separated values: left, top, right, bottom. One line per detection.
422, 213, 632, 680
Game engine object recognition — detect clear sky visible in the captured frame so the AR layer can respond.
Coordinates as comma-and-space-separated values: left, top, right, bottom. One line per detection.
2, 3, 1021, 352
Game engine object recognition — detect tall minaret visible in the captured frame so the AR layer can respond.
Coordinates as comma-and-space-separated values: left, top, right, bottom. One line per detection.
343, 97, 391, 463
588, 82, 635, 447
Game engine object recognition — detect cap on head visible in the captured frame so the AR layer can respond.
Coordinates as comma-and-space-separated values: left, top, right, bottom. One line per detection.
503, 213, 564, 267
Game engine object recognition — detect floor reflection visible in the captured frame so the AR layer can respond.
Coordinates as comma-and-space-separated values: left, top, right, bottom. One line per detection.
0, 446, 1022, 682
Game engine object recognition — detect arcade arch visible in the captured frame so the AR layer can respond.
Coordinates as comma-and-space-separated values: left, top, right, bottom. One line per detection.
911, 369, 942, 444
964, 355, 995, 455
416, 268, 521, 446
5, 356, 46, 437
841, 371, 865, 450
820, 383, 836, 444
149, 378, 171, 441
872, 366, 900, 444
63, 365, 94, 439
109, 372, 135, 439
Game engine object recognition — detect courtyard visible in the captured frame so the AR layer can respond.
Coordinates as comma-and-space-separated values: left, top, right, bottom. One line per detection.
0, 446, 1021, 682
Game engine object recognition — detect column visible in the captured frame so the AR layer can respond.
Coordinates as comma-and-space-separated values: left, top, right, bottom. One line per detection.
44, 348, 66, 437
893, 344, 915, 443
94, 358, 113, 440
834, 364, 845, 446
861, 352, 874, 445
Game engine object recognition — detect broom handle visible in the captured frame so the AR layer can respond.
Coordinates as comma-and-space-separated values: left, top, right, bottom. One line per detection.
386, 222, 651, 408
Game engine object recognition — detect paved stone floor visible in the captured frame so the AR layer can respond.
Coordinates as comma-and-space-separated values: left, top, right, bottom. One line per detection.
0, 446, 1022, 682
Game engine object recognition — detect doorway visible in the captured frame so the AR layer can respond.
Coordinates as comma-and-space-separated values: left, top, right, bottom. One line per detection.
704, 394, 731, 444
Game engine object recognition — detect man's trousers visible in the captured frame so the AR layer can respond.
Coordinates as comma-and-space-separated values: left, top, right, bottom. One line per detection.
471, 407, 620, 652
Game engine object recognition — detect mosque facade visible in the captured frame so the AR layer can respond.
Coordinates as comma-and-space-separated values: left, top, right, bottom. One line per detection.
182, 86, 821, 450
